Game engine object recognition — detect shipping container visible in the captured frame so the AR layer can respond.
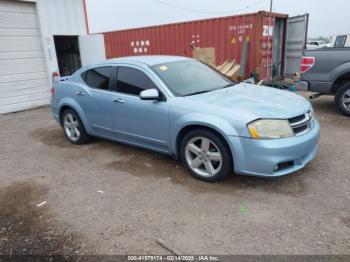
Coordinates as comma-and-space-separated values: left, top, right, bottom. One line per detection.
103, 11, 309, 80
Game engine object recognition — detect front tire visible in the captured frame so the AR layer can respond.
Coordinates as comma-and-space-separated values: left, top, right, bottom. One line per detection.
180, 129, 233, 182
335, 82, 350, 116
62, 109, 91, 144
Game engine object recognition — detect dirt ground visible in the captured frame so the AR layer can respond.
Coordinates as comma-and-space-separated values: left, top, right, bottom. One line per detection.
0, 92, 349, 255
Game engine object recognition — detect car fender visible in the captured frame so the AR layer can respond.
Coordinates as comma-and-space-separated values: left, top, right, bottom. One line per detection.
170, 113, 240, 156
58, 98, 93, 134
330, 62, 350, 83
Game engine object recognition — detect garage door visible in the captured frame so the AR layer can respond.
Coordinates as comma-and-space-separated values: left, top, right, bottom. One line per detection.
0, 0, 49, 114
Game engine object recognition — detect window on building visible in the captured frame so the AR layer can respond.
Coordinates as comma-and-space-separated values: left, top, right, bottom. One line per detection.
115, 67, 158, 96
82, 67, 113, 90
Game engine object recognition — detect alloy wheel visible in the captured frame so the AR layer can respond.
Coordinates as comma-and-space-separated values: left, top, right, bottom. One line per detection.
185, 137, 223, 177
63, 113, 80, 142
342, 89, 350, 111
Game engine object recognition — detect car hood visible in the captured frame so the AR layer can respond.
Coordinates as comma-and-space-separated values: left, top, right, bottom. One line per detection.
179, 83, 311, 121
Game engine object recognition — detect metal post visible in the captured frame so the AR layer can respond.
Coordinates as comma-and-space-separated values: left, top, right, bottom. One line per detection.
266, 0, 274, 80
270, 0, 273, 12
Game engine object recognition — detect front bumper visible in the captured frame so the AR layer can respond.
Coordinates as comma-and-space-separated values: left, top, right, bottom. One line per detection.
228, 119, 320, 177
299, 79, 333, 93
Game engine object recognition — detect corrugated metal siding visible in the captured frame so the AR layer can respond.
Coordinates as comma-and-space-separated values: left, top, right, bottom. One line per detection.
104, 11, 288, 80
0, 0, 49, 114
36, 0, 86, 35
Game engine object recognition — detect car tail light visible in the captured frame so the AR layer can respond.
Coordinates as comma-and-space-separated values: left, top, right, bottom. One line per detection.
52, 71, 60, 81
300, 56, 315, 73
51, 71, 59, 98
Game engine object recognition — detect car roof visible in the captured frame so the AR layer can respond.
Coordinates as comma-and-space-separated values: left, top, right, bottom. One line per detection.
106, 55, 193, 66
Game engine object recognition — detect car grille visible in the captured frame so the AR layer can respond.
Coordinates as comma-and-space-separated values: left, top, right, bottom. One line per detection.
288, 111, 313, 136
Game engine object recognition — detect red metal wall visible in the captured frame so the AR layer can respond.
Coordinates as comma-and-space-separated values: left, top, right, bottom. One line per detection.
104, 11, 288, 80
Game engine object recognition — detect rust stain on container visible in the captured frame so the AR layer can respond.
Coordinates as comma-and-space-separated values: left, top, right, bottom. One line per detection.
103, 11, 288, 80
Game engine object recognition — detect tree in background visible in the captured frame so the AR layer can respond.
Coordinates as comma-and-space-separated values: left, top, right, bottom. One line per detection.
308, 36, 331, 43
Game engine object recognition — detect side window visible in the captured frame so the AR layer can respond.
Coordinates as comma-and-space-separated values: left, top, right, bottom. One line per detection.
115, 66, 158, 96
334, 36, 347, 48
82, 67, 112, 90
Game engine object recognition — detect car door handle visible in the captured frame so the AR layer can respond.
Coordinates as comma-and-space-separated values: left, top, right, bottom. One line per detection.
113, 98, 125, 104
76, 91, 85, 96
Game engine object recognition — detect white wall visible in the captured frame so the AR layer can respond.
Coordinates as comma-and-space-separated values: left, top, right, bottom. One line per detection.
36, 0, 87, 77
79, 34, 106, 66
37, 0, 86, 35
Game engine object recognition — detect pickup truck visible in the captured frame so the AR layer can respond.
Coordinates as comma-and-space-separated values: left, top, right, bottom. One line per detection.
300, 48, 350, 116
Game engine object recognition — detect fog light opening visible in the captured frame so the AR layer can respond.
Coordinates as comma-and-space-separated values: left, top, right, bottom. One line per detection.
275, 161, 294, 172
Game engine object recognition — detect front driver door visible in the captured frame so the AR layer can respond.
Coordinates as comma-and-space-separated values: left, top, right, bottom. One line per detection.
111, 65, 170, 153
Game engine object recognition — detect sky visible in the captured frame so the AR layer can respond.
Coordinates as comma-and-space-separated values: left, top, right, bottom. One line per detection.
85, 0, 349, 38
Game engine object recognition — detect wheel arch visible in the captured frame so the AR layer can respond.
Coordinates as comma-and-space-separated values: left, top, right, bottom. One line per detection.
59, 105, 73, 124
330, 69, 350, 94
58, 98, 93, 134
174, 124, 234, 162
334, 80, 350, 116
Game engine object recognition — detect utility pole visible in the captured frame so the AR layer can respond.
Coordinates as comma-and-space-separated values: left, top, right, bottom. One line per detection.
270, 0, 273, 12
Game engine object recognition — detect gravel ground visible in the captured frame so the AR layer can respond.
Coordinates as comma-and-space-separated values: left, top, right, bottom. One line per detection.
0, 92, 349, 255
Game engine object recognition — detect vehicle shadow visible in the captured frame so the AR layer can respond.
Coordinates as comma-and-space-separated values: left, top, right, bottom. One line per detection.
91, 138, 309, 197
32, 122, 312, 198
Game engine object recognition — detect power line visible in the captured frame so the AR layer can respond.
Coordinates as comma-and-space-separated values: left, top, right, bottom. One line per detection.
152, 0, 266, 15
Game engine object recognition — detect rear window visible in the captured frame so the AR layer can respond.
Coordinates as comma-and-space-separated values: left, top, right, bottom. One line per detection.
334, 35, 347, 48
81, 67, 113, 90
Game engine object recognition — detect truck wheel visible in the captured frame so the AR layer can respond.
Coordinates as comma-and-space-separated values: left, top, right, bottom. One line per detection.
335, 82, 350, 116
180, 129, 233, 182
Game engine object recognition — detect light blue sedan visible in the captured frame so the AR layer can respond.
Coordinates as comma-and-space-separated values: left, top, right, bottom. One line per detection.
51, 56, 320, 182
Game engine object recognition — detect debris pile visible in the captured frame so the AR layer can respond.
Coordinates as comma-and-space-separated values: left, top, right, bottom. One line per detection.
193, 46, 300, 89
216, 60, 241, 81
192, 47, 242, 81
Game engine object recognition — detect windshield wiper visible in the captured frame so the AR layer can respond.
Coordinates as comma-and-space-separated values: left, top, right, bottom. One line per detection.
222, 83, 236, 88
184, 83, 235, 96
184, 90, 211, 97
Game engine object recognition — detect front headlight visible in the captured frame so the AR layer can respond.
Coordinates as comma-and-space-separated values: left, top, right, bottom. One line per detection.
309, 107, 315, 120
247, 119, 294, 139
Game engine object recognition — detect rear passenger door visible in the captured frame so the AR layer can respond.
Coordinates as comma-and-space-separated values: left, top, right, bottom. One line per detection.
79, 66, 116, 136
111, 66, 170, 152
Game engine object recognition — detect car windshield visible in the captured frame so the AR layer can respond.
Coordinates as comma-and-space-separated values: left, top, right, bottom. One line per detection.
151, 60, 234, 97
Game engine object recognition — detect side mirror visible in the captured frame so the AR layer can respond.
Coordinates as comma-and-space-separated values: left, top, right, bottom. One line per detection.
140, 88, 160, 100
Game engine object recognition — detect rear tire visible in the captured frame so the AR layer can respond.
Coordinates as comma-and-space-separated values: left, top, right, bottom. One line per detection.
180, 129, 233, 182
335, 82, 350, 116
62, 109, 91, 144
